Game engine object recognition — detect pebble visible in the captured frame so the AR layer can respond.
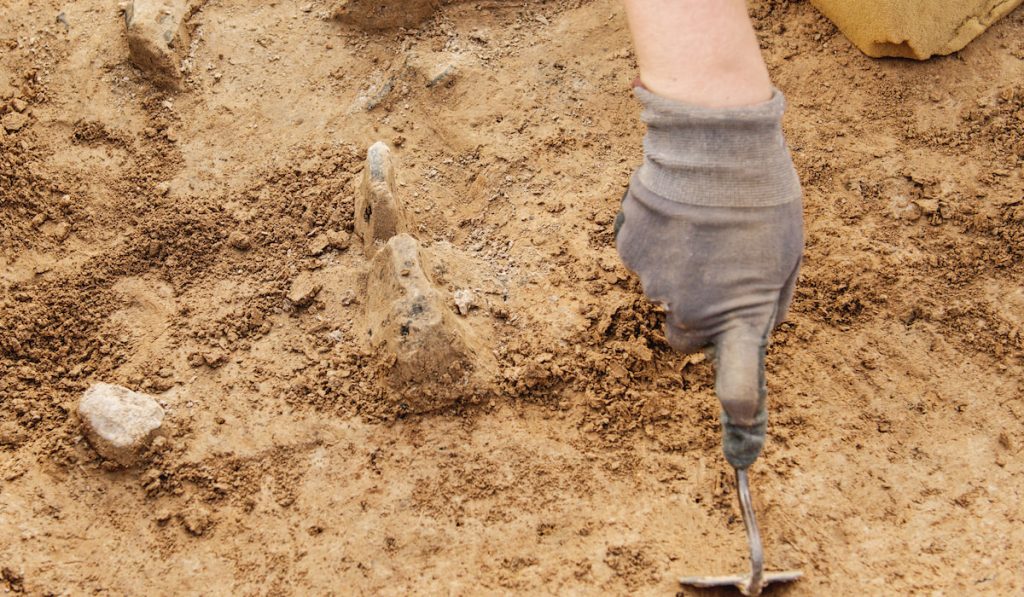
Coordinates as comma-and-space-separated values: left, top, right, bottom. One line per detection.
78, 383, 165, 467
180, 505, 213, 535
309, 230, 351, 255
49, 222, 70, 241
227, 231, 251, 251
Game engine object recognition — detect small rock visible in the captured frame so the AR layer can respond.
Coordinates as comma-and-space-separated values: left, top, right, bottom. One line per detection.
288, 272, 322, 308
155, 509, 173, 525
11, 98, 27, 112
2, 111, 28, 133
309, 230, 350, 255
227, 231, 251, 251
308, 234, 331, 256
78, 383, 165, 467
453, 289, 476, 315
327, 230, 351, 250
354, 141, 407, 257
426, 64, 456, 88
125, 0, 192, 90
155, 181, 171, 196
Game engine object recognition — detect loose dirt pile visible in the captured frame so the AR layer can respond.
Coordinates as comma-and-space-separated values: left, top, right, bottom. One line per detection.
2, 1, 1022, 594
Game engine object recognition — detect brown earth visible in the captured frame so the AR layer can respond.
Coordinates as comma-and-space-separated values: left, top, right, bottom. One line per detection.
2, 0, 1023, 595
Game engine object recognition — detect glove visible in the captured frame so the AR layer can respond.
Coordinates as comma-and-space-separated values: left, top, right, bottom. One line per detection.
616, 87, 803, 469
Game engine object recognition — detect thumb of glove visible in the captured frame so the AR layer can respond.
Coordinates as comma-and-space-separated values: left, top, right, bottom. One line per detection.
712, 325, 769, 469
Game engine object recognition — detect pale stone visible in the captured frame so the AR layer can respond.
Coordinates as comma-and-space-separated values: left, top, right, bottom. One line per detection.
811, 0, 1024, 60
453, 289, 475, 315
78, 383, 165, 466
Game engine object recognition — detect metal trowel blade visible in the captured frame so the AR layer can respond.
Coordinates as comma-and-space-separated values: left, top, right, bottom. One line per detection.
679, 570, 803, 595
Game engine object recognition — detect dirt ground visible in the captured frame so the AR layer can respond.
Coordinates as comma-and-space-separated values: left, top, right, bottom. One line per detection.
2, 0, 1023, 595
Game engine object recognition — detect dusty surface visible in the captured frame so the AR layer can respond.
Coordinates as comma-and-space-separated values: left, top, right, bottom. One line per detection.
1, 1, 1023, 595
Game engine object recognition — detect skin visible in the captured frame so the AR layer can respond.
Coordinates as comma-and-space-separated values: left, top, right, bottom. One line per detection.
621, 0, 773, 108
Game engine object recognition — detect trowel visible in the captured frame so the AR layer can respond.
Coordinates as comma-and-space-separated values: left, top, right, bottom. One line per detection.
679, 468, 802, 595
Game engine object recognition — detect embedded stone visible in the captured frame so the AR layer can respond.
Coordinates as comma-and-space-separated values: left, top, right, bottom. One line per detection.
125, 0, 192, 89
365, 234, 472, 413
78, 383, 165, 466
354, 141, 407, 257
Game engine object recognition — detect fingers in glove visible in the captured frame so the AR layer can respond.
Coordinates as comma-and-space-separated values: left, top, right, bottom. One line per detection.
773, 257, 801, 328
712, 324, 768, 427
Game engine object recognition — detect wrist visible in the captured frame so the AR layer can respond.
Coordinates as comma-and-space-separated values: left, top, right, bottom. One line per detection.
635, 87, 801, 208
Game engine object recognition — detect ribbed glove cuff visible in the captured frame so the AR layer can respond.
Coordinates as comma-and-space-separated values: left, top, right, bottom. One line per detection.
635, 87, 802, 208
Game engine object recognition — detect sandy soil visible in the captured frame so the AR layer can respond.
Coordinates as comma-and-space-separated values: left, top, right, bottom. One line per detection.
2, 1, 1023, 594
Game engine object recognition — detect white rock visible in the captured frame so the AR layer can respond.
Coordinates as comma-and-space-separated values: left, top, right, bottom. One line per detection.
78, 383, 165, 466
453, 289, 475, 316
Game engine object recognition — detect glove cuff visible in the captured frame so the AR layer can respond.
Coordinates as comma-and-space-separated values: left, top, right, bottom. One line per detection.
635, 87, 802, 208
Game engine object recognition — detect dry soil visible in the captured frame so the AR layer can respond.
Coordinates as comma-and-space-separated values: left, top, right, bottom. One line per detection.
1, 0, 1023, 595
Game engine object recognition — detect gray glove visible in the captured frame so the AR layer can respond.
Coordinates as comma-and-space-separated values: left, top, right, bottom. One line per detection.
616, 87, 803, 469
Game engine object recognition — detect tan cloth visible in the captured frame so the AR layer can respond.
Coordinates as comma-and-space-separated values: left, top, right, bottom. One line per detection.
811, 0, 1023, 59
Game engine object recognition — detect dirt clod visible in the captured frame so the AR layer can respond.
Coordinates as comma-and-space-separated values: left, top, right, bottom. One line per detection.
2, 112, 28, 132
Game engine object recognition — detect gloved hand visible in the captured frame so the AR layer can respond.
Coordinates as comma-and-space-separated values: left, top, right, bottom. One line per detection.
616, 87, 803, 469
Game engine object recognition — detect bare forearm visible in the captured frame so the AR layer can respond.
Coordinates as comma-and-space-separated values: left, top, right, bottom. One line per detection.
622, 0, 772, 107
